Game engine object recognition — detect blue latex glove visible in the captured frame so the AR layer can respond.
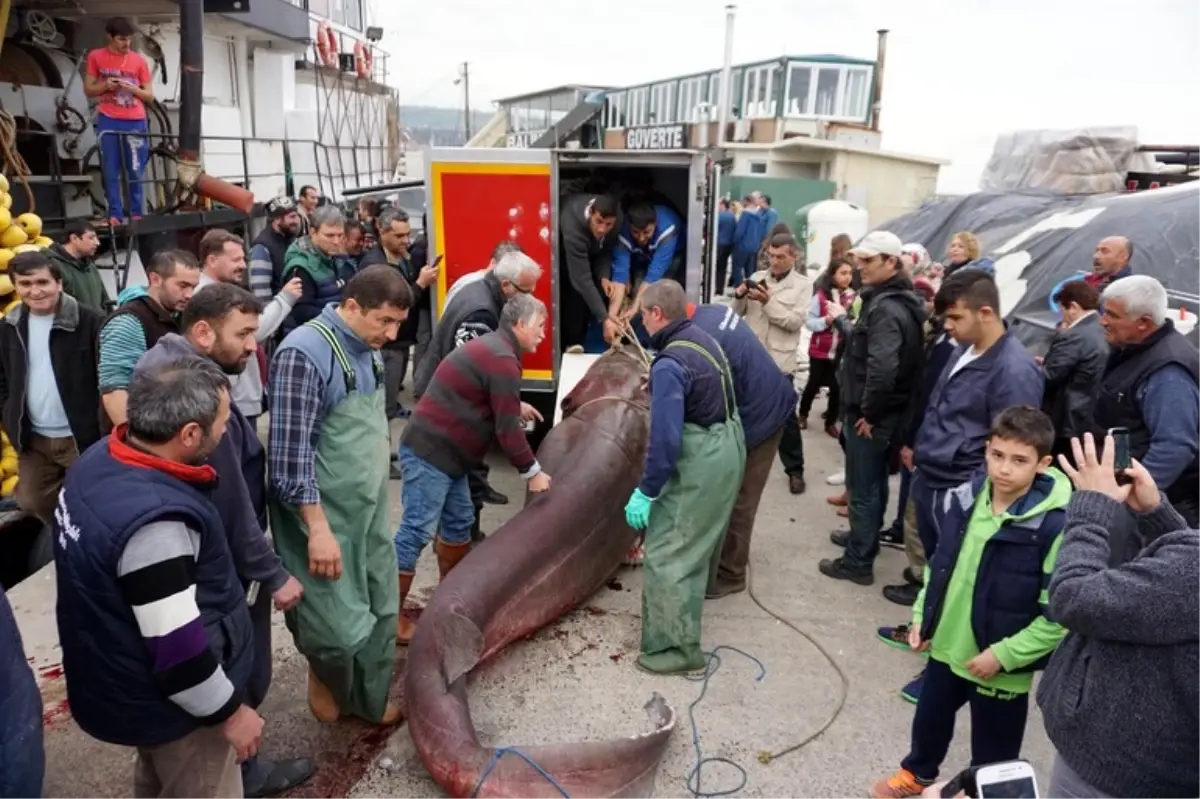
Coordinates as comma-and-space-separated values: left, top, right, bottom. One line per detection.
624, 488, 653, 530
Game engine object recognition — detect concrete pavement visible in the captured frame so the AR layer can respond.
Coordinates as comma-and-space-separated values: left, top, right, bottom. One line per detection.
13, 395, 1057, 798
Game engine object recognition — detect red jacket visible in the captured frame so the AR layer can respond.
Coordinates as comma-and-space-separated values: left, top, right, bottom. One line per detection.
808, 288, 856, 360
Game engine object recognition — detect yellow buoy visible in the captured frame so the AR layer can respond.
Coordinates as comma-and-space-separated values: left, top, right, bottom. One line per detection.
0, 249, 13, 272
15, 213, 42, 240
0, 206, 11, 234
0, 174, 10, 194
1, 474, 18, 497
12, 244, 38, 254
0, 193, 11, 211
0, 275, 12, 296
2, 297, 19, 314
33, 236, 53, 248
0, 455, 16, 476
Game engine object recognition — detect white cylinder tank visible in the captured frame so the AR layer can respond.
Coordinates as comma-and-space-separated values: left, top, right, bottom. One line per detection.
796, 199, 870, 273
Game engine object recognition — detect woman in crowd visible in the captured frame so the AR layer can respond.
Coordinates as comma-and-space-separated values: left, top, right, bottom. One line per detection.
800, 256, 855, 437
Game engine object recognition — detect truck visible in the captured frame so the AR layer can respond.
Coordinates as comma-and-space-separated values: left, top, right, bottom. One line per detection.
424, 146, 719, 445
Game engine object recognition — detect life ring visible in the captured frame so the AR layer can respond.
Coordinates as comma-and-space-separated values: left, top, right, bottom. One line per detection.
316, 21, 337, 67
354, 41, 372, 79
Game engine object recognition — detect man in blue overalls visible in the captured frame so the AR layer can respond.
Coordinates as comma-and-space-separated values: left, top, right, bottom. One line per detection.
605, 201, 685, 345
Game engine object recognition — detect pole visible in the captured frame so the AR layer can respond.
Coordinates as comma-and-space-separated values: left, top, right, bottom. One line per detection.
462, 62, 472, 141
176, 0, 254, 211
716, 4, 735, 147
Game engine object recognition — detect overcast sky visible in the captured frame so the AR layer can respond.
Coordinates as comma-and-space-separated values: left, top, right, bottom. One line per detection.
370, 0, 1200, 193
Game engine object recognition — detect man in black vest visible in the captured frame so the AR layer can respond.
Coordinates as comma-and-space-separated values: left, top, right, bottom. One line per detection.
248, 197, 302, 303
1093, 275, 1199, 529
414, 250, 543, 534
98, 249, 201, 429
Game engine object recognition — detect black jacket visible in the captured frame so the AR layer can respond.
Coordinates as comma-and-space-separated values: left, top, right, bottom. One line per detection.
413, 271, 505, 398
0, 294, 105, 452
359, 244, 427, 346
560, 193, 619, 322
1041, 313, 1108, 439
837, 274, 926, 427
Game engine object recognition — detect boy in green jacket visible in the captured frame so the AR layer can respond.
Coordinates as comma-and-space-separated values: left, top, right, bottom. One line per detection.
871, 406, 1071, 798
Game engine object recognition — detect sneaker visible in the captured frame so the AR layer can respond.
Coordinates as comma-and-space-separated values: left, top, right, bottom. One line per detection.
870, 768, 931, 798
825, 470, 845, 486
876, 623, 911, 649
879, 527, 904, 549
901, 672, 924, 704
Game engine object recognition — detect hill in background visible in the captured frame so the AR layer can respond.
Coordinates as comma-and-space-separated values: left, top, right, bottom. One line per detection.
400, 105, 494, 146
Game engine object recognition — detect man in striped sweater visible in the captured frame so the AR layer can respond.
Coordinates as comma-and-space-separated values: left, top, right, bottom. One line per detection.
393, 293, 553, 643
53, 358, 263, 798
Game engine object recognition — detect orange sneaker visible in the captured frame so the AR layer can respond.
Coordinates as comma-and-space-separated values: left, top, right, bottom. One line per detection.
870, 768, 929, 798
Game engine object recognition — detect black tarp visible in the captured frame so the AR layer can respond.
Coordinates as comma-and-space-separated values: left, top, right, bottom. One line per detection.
877, 183, 1200, 351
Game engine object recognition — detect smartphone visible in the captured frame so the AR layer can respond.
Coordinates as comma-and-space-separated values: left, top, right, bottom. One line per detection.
1107, 426, 1131, 471
430, 254, 444, 269
974, 760, 1039, 799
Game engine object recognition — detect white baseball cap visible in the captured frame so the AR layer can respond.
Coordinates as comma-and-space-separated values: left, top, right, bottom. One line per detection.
851, 230, 903, 258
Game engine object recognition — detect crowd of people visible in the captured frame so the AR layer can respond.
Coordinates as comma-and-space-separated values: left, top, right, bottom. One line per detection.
0, 173, 1195, 799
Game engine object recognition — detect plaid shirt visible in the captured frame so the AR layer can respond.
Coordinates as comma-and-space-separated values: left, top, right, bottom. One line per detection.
267, 348, 325, 506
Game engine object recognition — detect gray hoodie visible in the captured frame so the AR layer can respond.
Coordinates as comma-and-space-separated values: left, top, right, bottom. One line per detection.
133, 333, 288, 593
1036, 491, 1199, 798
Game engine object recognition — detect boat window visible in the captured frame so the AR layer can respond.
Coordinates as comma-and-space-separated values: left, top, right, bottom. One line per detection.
786, 64, 813, 116
784, 62, 874, 122
605, 92, 627, 129
343, 0, 364, 30
628, 88, 648, 127
814, 67, 840, 116
840, 67, 871, 120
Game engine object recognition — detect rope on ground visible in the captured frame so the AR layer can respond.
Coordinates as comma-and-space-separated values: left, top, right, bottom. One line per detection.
684, 645, 766, 798
471, 746, 571, 798
0, 109, 36, 212
746, 561, 850, 764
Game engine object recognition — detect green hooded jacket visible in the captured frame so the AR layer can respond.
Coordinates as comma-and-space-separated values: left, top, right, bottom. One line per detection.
47, 244, 112, 313
912, 467, 1072, 694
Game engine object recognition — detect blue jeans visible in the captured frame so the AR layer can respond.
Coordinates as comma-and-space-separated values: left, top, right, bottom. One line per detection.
96, 115, 149, 220
911, 468, 952, 561
393, 445, 474, 573
841, 414, 898, 573
731, 250, 757, 287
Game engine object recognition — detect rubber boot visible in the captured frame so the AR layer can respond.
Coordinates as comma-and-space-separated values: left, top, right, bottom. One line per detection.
306, 665, 340, 723
436, 538, 472, 581
396, 572, 416, 646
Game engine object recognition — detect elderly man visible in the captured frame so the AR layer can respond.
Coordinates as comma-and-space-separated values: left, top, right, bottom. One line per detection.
415, 250, 544, 522
280, 205, 347, 334
134, 284, 311, 796
268, 265, 412, 726
394, 293, 552, 643
731, 232, 811, 494
54, 358, 263, 799
444, 240, 523, 307
1085, 236, 1133, 291
623, 280, 745, 675
1093, 275, 1199, 529
681, 296, 797, 599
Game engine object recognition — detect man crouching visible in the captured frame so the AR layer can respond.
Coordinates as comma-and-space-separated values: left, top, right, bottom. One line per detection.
394, 293, 552, 644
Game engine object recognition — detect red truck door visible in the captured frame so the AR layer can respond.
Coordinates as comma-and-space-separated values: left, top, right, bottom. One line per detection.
426, 148, 556, 391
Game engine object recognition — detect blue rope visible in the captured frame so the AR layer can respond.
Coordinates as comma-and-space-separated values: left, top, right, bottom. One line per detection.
467, 645, 765, 799
471, 746, 572, 798
683, 645, 767, 798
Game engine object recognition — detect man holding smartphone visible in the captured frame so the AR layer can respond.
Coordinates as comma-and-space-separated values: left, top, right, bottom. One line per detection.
85, 17, 154, 225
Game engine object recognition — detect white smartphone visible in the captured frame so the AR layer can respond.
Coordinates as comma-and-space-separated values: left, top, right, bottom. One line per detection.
974, 760, 1039, 799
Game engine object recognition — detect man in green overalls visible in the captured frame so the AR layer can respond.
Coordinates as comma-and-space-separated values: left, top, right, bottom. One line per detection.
267, 264, 412, 725
624, 279, 746, 674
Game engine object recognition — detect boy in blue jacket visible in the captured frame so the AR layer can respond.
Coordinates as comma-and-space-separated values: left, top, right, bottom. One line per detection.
870, 406, 1071, 798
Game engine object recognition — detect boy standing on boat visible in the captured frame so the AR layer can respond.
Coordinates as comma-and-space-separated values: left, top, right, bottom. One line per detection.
85, 17, 154, 226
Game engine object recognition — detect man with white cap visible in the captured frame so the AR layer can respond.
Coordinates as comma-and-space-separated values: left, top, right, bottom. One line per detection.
818, 231, 926, 586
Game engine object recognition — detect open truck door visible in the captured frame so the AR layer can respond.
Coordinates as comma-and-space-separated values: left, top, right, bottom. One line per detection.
426, 147, 558, 393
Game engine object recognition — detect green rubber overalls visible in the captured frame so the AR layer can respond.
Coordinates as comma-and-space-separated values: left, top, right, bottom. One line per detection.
268, 320, 398, 723
639, 340, 746, 674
